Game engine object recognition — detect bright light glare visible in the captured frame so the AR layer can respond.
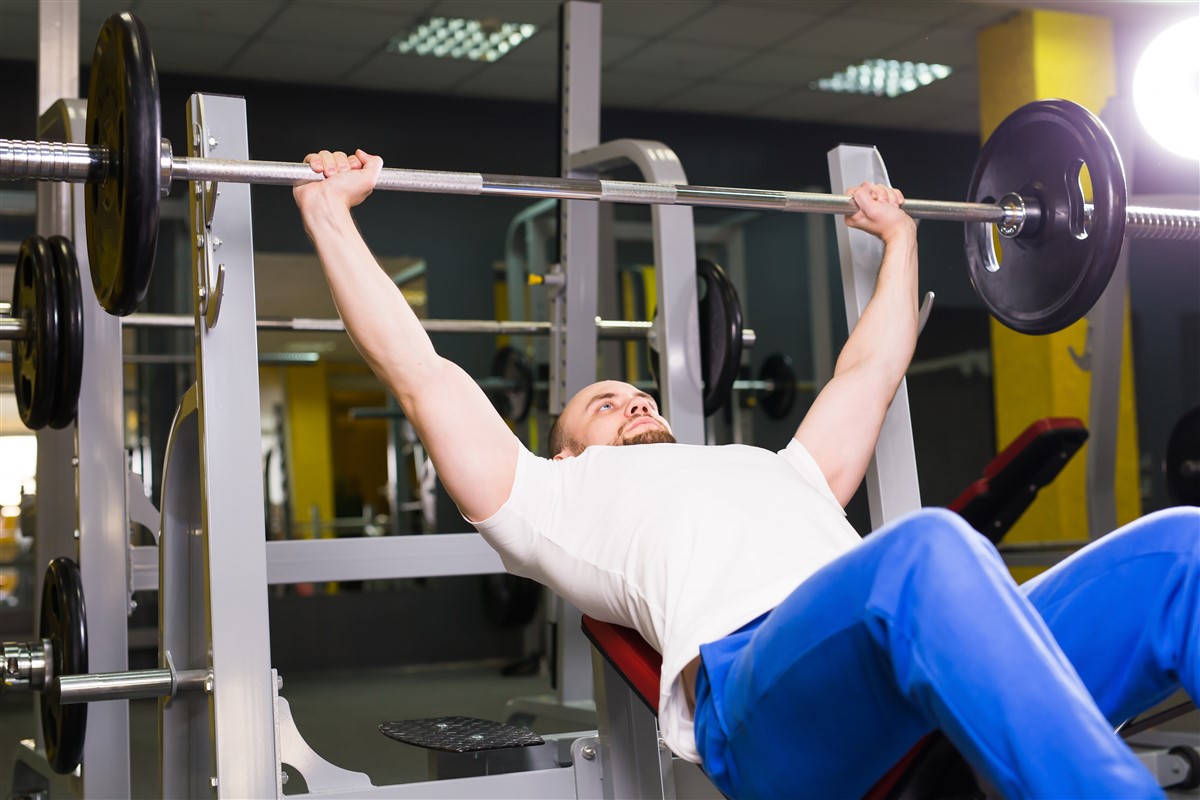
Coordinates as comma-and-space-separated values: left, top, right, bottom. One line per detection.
1133, 16, 1200, 160
0, 435, 36, 507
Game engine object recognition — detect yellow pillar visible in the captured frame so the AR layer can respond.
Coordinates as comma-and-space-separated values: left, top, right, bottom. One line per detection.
978, 10, 1141, 577
284, 360, 335, 540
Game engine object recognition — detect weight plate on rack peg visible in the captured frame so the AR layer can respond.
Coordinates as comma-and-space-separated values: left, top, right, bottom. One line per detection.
40, 557, 89, 775
85, 11, 162, 316
757, 353, 798, 420
12, 236, 62, 430
487, 347, 534, 424
1164, 407, 1200, 505
696, 259, 744, 416
46, 236, 85, 429
966, 99, 1127, 335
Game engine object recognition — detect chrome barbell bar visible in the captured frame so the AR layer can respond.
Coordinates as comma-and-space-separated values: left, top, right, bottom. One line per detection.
0, 312, 757, 347
3, 139, 1196, 241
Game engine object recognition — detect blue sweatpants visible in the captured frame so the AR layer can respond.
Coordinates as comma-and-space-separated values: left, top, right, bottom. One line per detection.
693, 506, 1199, 799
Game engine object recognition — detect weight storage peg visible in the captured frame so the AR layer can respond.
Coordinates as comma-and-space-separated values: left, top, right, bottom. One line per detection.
2, 558, 209, 775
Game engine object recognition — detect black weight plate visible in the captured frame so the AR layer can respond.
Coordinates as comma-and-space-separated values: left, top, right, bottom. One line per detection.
46, 236, 84, 429
85, 11, 162, 316
12, 236, 62, 431
1164, 407, 1200, 505
482, 573, 542, 628
966, 99, 1126, 335
696, 259, 744, 416
488, 347, 534, 423
758, 353, 797, 420
40, 557, 88, 775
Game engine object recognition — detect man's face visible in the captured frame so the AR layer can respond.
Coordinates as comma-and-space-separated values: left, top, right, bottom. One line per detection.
554, 380, 675, 459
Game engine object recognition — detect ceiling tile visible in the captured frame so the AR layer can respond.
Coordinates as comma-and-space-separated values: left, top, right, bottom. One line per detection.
840, 1, 976, 24
429, 0, 561, 26
79, 0, 149, 27
942, 4, 1026, 30
228, 40, 368, 83
672, 4, 823, 48
724, 51, 851, 87
659, 81, 788, 115
738, 1, 847, 15
600, 72, 693, 109
346, 50, 484, 92
311, 0, 432, 14
601, 34, 654, 67
602, 0, 715, 37
877, 28, 980, 69
614, 40, 755, 80
146, 30, 250, 76
265, 1, 419, 46
130, 1, 284, 38
777, 16, 928, 58
454, 62, 557, 102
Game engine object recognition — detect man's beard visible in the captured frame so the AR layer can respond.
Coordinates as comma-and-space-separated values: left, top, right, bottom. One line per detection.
617, 427, 677, 447
624, 429, 681, 448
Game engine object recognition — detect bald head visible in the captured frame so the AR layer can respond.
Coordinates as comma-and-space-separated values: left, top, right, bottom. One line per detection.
551, 380, 675, 459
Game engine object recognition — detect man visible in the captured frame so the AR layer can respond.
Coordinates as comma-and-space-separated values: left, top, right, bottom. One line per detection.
296, 149, 1198, 799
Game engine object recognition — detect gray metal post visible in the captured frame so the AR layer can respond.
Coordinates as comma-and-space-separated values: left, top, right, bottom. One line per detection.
29, 15, 77, 735
827, 146, 922, 527
566, 140, 704, 443
555, 0, 602, 414
592, 654, 673, 800
553, 0, 603, 710
1081, 99, 1135, 538
31, 0, 78, 707
62, 98, 134, 797
181, 93, 277, 797
805, 191, 835, 390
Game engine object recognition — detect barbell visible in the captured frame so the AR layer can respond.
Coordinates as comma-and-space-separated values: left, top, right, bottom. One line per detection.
1, 13, 1196, 332
4, 235, 756, 430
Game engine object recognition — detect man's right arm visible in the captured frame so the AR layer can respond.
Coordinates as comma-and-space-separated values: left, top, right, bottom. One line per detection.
294, 150, 519, 522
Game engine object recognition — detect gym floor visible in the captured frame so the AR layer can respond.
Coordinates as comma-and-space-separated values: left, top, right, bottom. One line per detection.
0, 660, 580, 796
1, 664, 1197, 796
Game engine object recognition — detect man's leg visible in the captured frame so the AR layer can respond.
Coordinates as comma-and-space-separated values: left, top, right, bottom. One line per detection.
1020, 506, 1199, 725
693, 508, 1161, 800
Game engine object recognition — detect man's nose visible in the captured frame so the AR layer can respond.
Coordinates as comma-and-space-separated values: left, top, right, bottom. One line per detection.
627, 398, 651, 416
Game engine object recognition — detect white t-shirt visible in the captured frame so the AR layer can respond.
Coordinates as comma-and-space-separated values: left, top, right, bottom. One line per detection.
472, 439, 862, 762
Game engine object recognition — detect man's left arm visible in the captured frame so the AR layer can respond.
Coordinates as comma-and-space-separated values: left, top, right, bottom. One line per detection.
795, 183, 919, 506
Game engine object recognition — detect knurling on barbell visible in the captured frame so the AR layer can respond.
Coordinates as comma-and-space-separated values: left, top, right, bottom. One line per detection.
0, 11, 1196, 330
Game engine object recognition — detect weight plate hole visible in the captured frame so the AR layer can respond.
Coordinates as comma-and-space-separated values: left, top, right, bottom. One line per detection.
1067, 158, 1090, 241
972, 196, 1002, 274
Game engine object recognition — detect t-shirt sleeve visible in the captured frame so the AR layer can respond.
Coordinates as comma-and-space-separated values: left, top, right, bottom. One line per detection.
777, 438, 846, 513
466, 445, 554, 571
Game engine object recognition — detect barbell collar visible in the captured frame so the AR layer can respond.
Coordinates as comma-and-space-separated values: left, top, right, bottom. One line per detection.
0, 317, 24, 341
2, 639, 51, 691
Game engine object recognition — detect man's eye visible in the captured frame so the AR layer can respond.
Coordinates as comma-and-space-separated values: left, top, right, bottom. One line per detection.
598, 402, 613, 412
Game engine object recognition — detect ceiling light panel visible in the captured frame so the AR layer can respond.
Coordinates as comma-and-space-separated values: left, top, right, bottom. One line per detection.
387, 16, 538, 63
811, 59, 953, 98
